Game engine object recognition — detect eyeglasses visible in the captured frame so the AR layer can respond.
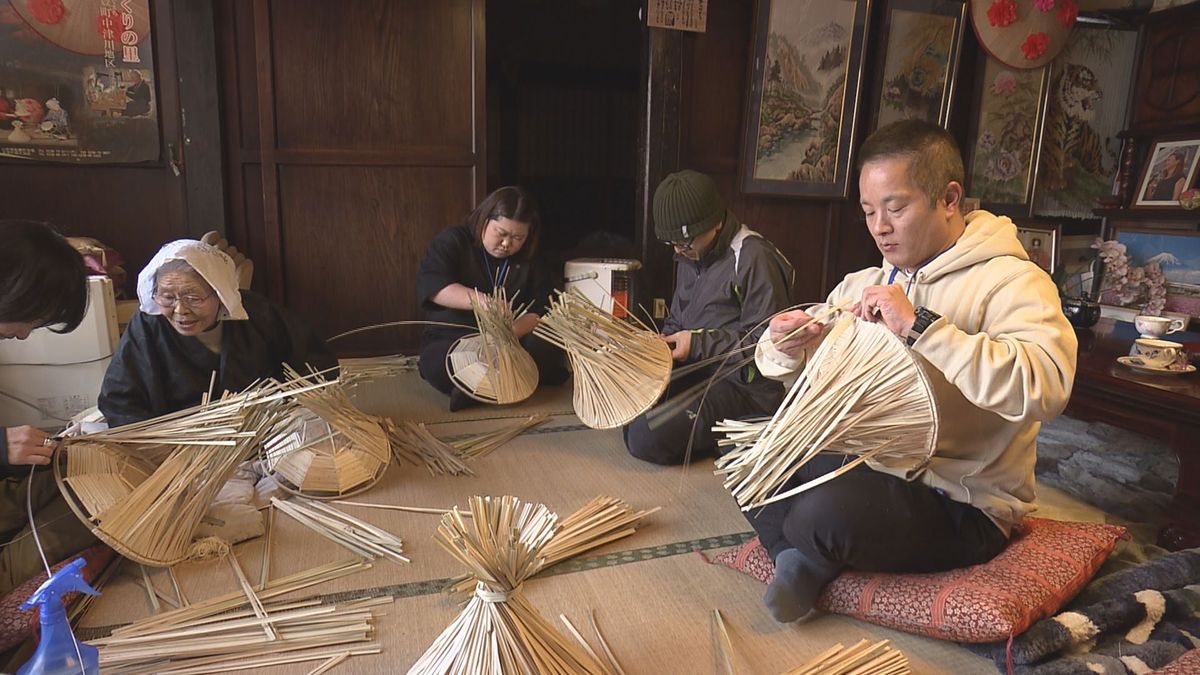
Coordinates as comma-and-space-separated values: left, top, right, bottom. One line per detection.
154, 291, 214, 310
666, 237, 697, 252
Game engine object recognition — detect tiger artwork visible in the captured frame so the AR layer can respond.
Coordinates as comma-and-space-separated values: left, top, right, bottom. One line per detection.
1039, 64, 1110, 193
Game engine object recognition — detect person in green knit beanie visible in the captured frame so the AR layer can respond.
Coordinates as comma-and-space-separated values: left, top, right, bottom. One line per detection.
622, 169, 795, 465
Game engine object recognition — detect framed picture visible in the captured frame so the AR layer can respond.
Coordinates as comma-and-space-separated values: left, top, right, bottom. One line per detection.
1102, 227, 1200, 321
1015, 224, 1060, 275
1032, 26, 1139, 220
870, 0, 966, 132
965, 56, 1050, 217
738, 0, 873, 198
1058, 233, 1101, 296
1133, 139, 1200, 207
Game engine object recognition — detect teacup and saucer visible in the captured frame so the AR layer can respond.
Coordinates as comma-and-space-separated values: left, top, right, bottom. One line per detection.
1118, 338, 1196, 375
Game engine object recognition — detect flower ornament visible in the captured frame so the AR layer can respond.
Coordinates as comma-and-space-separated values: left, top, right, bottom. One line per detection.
991, 71, 1017, 95
1057, 0, 1078, 28
1021, 32, 1049, 60
1033, 0, 1055, 11
27, 0, 67, 25
988, 0, 1018, 28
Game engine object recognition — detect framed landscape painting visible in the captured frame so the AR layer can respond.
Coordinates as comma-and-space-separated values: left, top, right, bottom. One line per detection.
739, 0, 872, 198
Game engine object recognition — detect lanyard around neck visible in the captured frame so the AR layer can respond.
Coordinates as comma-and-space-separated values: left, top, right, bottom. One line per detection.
481, 250, 509, 291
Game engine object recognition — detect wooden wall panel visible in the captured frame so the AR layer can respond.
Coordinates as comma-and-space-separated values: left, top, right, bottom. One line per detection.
271, 0, 475, 151
277, 166, 474, 353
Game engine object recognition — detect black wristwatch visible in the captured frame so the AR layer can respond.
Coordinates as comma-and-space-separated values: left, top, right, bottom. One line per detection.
906, 306, 941, 347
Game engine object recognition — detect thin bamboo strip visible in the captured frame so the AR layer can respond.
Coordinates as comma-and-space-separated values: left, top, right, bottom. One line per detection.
445, 288, 539, 405
532, 288, 672, 429
451, 414, 549, 459
272, 497, 409, 564
332, 500, 467, 517
141, 645, 381, 675
387, 420, 474, 476
558, 614, 614, 675
408, 495, 607, 674
306, 651, 351, 675
713, 609, 738, 675
226, 552, 276, 641
714, 315, 938, 510
588, 610, 627, 675
139, 565, 161, 613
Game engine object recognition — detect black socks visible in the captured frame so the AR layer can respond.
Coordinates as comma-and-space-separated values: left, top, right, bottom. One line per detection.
764, 548, 835, 623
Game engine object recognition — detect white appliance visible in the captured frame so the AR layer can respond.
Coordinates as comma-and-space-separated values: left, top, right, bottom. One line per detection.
563, 258, 641, 318
0, 276, 118, 429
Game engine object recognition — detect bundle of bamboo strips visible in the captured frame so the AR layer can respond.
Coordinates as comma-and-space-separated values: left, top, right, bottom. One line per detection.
779, 639, 910, 675
714, 314, 938, 510
337, 353, 419, 381
95, 594, 388, 675
260, 366, 391, 499
533, 288, 672, 429
450, 414, 549, 459
271, 497, 409, 564
408, 495, 608, 674
446, 495, 659, 594
386, 420, 474, 476
446, 288, 538, 405
55, 376, 333, 566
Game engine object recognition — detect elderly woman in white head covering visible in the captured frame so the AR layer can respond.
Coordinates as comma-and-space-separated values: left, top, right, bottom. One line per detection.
99, 239, 337, 428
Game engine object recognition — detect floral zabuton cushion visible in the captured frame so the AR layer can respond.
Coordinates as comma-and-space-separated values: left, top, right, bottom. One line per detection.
703, 517, 1126, 643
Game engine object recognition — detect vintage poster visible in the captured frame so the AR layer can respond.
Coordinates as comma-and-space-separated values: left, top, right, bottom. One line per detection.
0, 0, 158, 163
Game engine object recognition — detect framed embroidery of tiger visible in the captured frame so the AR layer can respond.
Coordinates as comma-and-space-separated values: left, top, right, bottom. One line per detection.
965, 56, 1050, 217
1032, 26, 1139, 219
1134, 139, 1200, 208
869, 0, 967, 132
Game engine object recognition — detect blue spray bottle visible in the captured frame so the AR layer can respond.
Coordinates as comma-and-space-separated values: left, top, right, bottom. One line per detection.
17, 557, 100, 675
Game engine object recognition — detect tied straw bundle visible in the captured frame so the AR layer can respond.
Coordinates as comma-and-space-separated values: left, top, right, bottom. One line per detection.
446, 287, 539, 405
259, 366, 391, 499
408, 495, 608, 674
55, 375, 333, 566
532, 287, 672, 429
715, 314, 938, 510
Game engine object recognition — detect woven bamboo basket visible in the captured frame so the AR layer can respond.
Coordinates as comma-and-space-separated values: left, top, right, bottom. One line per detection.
533, 288, 672, 429
715, 313, 939, 510
54, 378, 327, 566
445, 288, 539, 405
260, 367, 391, 499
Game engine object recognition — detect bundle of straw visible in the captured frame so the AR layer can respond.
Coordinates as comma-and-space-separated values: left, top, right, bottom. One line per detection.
55, 377, 332, 566
386, 420, 474, 476
450, 414, 549, 460
780, 639, 910, 675
445, 495, 659, 594
408, 495, 608, 674
259, 366, 391, 499
337, 353, 419, 381
715, 314, 938, 510
446, 288, 538, 405
532, 288, 672, 429
271, 497, 409, 564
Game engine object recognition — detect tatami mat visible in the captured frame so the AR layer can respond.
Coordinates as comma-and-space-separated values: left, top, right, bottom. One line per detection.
74, 372, 1116, 674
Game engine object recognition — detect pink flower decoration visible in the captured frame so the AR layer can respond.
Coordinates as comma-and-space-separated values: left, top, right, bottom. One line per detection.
987, 0, 1017, 28
1033, 0, 1055, 10
1057, 0, 1079, 27
26, 0, 67, 25
1021, 32, 1049, 60
992, 71, 1017, 95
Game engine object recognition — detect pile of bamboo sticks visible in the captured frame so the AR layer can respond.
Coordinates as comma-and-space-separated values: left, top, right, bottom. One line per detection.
260, 366, 392, 499
450, 414, 549, 460
446, 288, 538, 405
533, 288, 672, 429
337, 353, 419, 381
95, 559, 382, 675
386, 420, 474, 476
271, 497, 409, 564
780, 639, 910, 675
408, 495, 608, 674
714, 315, 938, 510
55, 376, 333, 566
445, 495, 660, 594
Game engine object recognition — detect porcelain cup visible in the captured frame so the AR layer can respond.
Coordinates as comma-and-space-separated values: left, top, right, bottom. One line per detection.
1134, 314, 1185, 339
1130, 338, 1187, 369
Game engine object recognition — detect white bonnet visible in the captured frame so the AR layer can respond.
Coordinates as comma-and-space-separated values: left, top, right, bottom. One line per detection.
136, 239, 248, 320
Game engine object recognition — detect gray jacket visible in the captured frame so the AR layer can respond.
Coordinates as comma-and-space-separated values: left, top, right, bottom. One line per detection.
664, 212, 794, 385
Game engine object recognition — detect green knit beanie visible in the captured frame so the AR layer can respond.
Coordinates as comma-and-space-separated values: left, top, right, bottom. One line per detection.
653, 170, 725, 242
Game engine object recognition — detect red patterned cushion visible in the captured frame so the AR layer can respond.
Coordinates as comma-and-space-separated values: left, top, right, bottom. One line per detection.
1151, 648, 1200, 674
0, 543, 116, 651
702, 518, 1126, 643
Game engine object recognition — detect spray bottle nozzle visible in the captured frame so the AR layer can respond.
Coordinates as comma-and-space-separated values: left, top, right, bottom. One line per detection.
20, 558, 99, 613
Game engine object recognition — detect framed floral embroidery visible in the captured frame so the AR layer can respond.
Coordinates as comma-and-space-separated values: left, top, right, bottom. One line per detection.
965, 55, 1050, 216
870, 0, 967, 132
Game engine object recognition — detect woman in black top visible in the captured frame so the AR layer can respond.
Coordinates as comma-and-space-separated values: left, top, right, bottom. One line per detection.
416, 186, 567, 410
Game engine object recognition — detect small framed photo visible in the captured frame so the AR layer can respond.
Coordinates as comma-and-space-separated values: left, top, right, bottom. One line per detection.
1134, 138, 1200, 207
1015, 224, 1059, 275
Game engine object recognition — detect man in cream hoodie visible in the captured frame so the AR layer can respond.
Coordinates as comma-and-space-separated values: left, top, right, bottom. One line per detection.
751, 120, 1077, 622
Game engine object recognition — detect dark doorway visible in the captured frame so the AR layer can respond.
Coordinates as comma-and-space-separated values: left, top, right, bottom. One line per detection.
486, 0, 643, 274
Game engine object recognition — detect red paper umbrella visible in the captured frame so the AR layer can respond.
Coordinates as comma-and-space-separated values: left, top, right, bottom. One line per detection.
8, 0, 151, 57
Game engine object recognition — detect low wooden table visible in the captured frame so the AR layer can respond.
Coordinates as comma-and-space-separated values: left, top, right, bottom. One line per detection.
1064, 318, 1200, 550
